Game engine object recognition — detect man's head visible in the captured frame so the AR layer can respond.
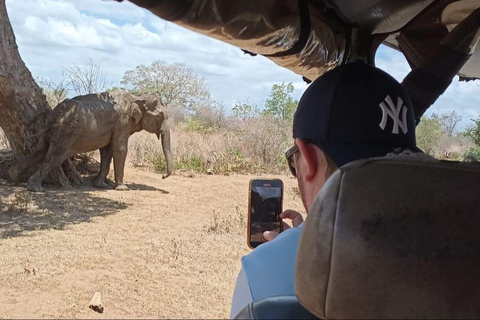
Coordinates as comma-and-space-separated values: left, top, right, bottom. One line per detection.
287, 61, 420, 210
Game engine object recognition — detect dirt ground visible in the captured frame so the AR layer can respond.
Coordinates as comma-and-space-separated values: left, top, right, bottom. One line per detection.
0, 167, 304, 319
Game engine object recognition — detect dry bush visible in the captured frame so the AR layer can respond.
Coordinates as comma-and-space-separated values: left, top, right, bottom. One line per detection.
127, 116, 291, 175
205, 206, 246, 235
437, 134, 474, 159
232, 117, 291, 170
127, 131, 160, 169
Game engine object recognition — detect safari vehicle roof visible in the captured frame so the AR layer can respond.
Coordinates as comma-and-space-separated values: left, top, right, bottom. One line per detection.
127, 0, 480, 119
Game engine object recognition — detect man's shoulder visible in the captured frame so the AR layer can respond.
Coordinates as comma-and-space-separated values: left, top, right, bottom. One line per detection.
241, 225, 304, 300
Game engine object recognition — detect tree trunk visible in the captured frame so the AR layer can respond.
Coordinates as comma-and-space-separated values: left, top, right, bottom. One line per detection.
0, 0, 51, 156
0, 0, 73, 185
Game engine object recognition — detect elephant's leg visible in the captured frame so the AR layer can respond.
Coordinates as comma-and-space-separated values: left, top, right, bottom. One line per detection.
27, 145, 70, 192
93, 144, 113, 188
112, 135, 129, 191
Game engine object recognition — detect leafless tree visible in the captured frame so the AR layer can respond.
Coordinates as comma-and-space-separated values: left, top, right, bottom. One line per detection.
433, 111, 462, 137
63, 58, 107, 96
194, 101, 228, 130
37, 78, 68, 108
121, 60, 212, 113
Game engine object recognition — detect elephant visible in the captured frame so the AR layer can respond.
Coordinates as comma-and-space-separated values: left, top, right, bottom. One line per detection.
251, 191, 281, 223
9, 91, 172, 192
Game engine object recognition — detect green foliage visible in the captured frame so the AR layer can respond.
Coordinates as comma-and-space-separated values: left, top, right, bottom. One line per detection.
232, 102, 259, 120
416, 116, 445, 156
185, 117, 214, 134
463, 147, 480, 161
466, 116, 480, 147
152, 149, 204, 172
152, 151, 204, 173
176, 156, 203, 171
152, 152, 203, 173
150, 152, 168, 173
263, 83, 298, 121
211, 146, 257, 174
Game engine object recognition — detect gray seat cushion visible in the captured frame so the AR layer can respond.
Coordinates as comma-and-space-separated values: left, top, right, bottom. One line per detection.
296, 156, 480, 319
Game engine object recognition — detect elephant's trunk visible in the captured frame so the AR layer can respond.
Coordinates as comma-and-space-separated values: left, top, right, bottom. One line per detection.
160, 121, 173, 179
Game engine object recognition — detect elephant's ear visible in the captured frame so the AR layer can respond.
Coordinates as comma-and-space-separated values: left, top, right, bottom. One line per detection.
131, 102, 143, 125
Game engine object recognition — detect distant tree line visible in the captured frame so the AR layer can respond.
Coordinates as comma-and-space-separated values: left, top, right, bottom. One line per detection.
36, 57, 480, 175
416, 110, 480, 160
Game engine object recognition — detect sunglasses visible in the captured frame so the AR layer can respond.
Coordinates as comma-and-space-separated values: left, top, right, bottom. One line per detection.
285, 144, 299, 177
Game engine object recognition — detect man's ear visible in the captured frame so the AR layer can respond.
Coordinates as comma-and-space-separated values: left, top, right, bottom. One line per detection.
296, 138, 324, 182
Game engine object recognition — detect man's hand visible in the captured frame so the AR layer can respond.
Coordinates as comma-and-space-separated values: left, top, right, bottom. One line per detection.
263, 209, 304, 241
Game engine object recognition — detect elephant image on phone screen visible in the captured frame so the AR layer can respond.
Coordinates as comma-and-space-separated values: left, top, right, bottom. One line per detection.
249, 187, 282, 243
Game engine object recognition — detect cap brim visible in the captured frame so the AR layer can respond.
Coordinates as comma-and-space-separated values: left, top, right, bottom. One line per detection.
318, 142, 424, 168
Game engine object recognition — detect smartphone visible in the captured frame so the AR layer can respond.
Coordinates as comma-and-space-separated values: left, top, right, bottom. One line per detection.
247, 178, 284, 249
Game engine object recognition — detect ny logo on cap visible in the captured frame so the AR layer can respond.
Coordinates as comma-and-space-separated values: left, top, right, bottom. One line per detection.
378, 95, 408, 134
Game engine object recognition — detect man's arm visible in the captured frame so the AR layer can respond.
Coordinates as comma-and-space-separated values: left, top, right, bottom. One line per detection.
230, 266, 253, 318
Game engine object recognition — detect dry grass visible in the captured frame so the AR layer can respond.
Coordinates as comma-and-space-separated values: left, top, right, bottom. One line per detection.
128, 119, 291, 176
0, 168, 303, 319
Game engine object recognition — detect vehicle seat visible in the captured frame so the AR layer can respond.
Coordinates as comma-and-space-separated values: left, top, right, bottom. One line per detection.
233, 295, 317, 319
296, 155, 480, 319
234, 155, 480, 319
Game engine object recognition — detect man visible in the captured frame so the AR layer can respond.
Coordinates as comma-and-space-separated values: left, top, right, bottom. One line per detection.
230, 60, 421, 318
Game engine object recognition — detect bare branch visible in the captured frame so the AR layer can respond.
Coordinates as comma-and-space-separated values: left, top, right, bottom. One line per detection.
63, 58, 107, 95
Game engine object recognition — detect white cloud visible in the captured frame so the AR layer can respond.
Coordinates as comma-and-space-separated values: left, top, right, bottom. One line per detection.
4, 0, 479, 127
6, 0, 304, 109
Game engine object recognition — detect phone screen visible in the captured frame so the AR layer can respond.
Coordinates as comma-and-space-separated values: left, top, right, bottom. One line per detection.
248, 179, 283, 248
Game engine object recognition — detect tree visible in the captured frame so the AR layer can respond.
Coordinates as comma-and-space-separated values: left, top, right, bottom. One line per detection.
466, 116, 480, 147
0, 0, 51, 158
232, 100, 259, 121
37, 78, 68, 108
120, 60, 211, 113
188, 101, 227, 132
263, 82, 298, 121
63, 58, 107, 96
432, 111, 461, 137
416, 115, 445, 156
0, 0, 77, 185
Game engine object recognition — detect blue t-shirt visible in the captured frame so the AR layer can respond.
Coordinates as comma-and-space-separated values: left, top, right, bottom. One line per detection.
230, 224, 303, 317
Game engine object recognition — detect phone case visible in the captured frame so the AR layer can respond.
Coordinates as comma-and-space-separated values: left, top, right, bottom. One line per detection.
247, 178, 284, 249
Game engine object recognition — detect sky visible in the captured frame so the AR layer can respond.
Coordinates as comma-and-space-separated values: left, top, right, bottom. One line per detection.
5, 0, 480, 130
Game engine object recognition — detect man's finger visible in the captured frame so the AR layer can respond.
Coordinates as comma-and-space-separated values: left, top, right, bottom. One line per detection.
279, 209, 300, 219
263, 230, 279, 241
279, 209, 304, 227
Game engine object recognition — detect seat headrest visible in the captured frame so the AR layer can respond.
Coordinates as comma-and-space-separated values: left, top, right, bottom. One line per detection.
296, 156, 480, 319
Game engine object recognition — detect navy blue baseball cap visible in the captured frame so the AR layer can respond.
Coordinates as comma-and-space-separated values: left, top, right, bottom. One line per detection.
293, 60, 422, 167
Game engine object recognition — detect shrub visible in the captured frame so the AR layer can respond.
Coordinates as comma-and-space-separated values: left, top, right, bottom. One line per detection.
127, 117, 292, 175
463, 147, 480, 161
416, 116, 444, 156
